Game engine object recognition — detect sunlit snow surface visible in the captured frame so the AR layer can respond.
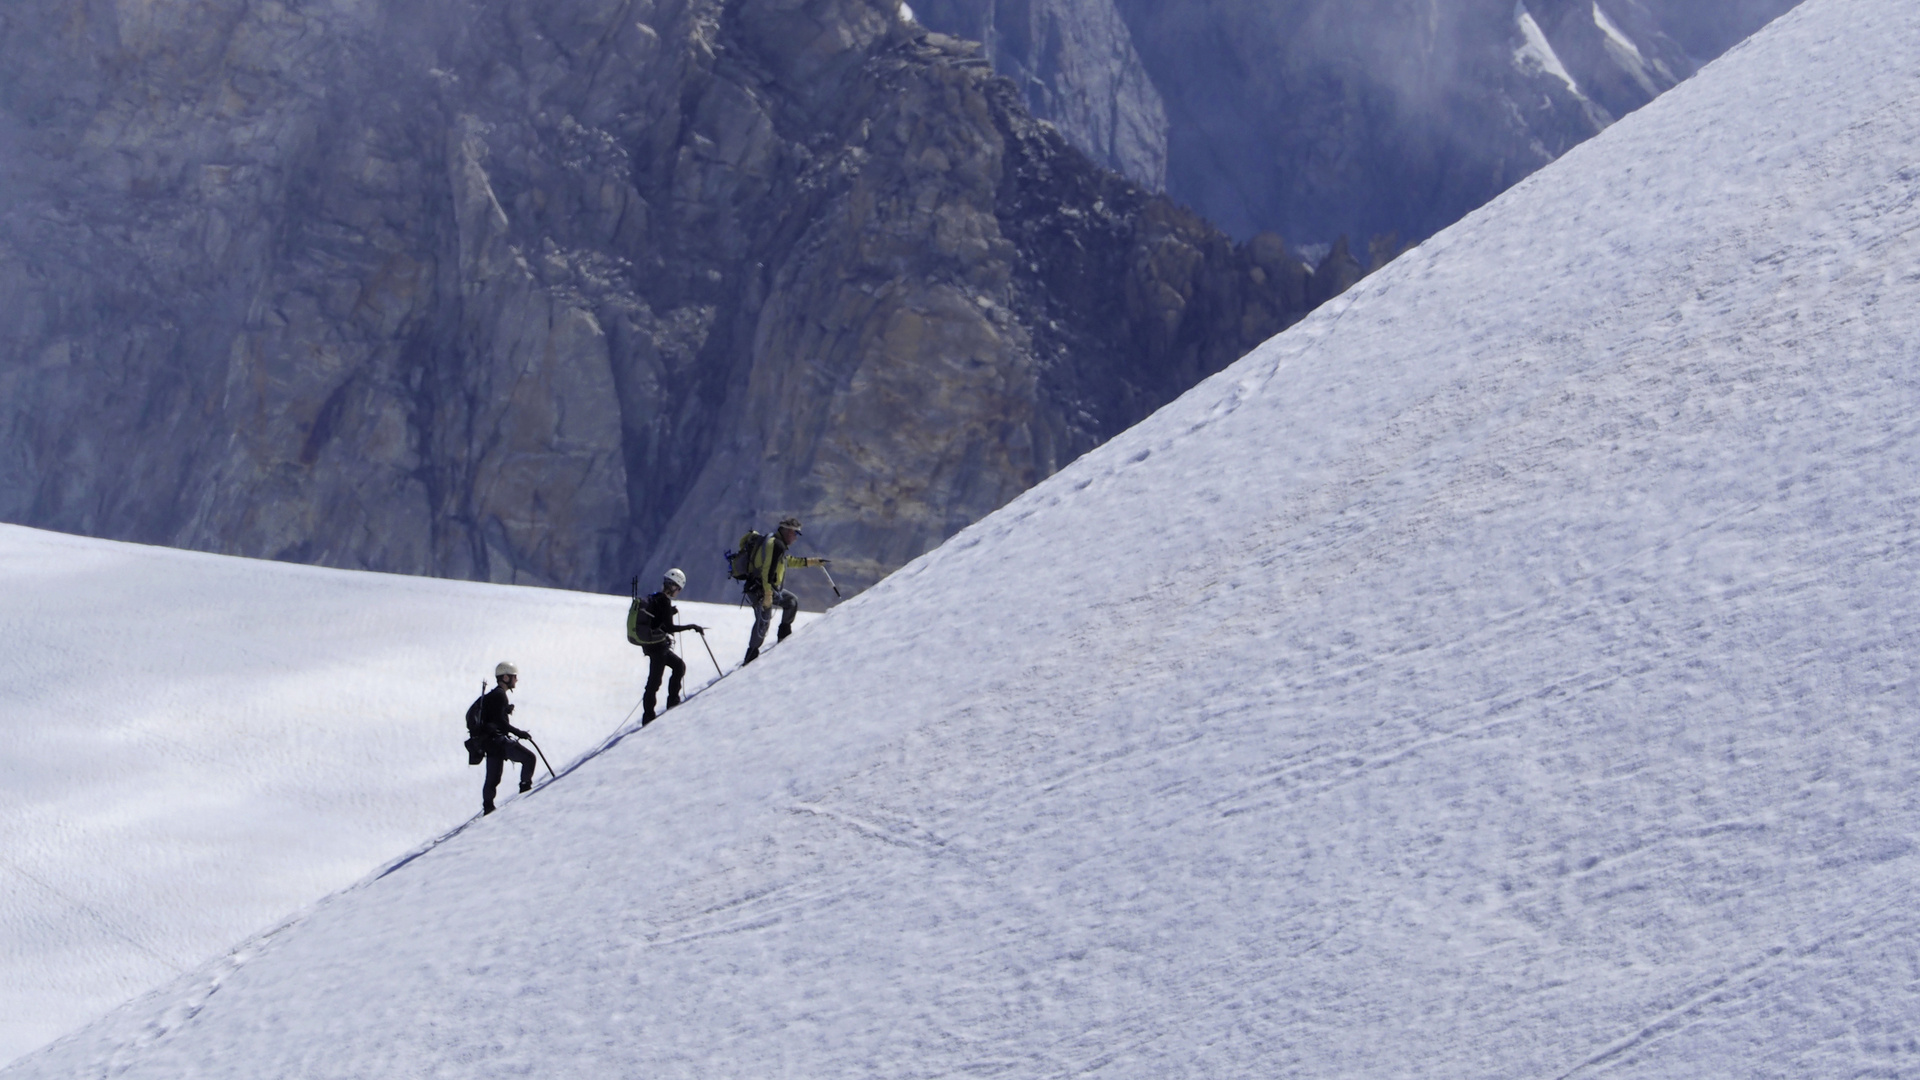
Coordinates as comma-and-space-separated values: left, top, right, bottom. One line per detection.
10, 0, 1920, 1074
0, 527, 779, 1064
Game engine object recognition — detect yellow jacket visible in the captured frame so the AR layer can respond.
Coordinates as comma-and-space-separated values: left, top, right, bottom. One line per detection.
749, 532, 819, 592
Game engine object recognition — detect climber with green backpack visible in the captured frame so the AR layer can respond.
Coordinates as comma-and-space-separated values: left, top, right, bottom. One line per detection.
627, 568, 705, 725
727, 516, 831, 666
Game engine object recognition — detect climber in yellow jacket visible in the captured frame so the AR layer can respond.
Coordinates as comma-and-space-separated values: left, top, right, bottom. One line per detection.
742, 516, 829, 665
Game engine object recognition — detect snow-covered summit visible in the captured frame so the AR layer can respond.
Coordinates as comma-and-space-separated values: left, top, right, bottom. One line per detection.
10, 0, 1920, 1074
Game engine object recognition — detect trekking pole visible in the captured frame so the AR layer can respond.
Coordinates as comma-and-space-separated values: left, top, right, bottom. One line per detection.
819, 562, 842, 598
695, 628, 723, 678
523, 735, 557, 781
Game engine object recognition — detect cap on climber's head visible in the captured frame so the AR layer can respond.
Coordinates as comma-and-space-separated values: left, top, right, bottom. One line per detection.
778, 516, 803, 535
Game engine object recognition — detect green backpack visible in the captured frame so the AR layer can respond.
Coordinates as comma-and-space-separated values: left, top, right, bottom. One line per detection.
725, 530, 766, 581
626, 597, 647, 646
626, 574, 671, 647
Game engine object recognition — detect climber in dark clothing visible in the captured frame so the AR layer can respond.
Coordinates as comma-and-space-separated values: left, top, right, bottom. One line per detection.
633, 568, 705, 725
477, 661, 536, 815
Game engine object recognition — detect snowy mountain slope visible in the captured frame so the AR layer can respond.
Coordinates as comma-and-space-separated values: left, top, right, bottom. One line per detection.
11, 0, 1920, 1074
0, 525, 786, 1065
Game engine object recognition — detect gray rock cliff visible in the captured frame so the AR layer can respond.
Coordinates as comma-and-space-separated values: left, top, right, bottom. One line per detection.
0, 0, 1322, 604
904, 0, 1168, 190
913, 0, 1802, 244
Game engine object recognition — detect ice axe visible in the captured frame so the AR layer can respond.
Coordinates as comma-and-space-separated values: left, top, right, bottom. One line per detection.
522, 733, 557, 781
819, 560, 841, 598
693, 627, 724, 678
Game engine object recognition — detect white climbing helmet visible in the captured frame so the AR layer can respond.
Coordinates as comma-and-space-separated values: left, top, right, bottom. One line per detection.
495, 661, 519, 678
664, 568, 686, 590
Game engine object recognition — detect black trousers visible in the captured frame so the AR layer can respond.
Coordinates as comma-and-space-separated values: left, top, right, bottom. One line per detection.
644, 647, 685, 719
483, 738, 536, 809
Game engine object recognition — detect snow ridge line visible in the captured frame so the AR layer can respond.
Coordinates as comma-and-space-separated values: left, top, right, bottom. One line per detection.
23, 912, 312, 1073
373, 632, 746, 882
1111, 465, 1786, 827
786, 802, 950, 852
634, 883, 857, 952
0, 854, 190, 976
1207, 659, 1637, 820
1550, 888, 1919, 1078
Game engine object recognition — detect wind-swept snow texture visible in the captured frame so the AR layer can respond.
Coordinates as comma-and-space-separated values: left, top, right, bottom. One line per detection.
0, 525, 771, 1065
11, 0, 1920, 1073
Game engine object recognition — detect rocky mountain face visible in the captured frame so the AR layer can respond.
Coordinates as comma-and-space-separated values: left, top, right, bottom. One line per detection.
913, 0, 1802, 244
0, 0, 1332, 604
905, 0, 1168, 190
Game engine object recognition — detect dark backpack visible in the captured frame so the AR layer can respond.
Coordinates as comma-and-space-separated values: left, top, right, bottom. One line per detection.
725, 530, 766, 581
463, 688, 487, 765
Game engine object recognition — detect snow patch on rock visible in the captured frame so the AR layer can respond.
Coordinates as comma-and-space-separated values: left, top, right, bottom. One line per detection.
1515, 1, 1584, 96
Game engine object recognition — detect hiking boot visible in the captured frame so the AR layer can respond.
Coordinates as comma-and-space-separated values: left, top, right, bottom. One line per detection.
640, 710, 655, 727
777, 626, 792, 642
665, 696, 680, 711
519, 781, 533, 794
742, 647, 760, 665
483, 803, 495, 816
